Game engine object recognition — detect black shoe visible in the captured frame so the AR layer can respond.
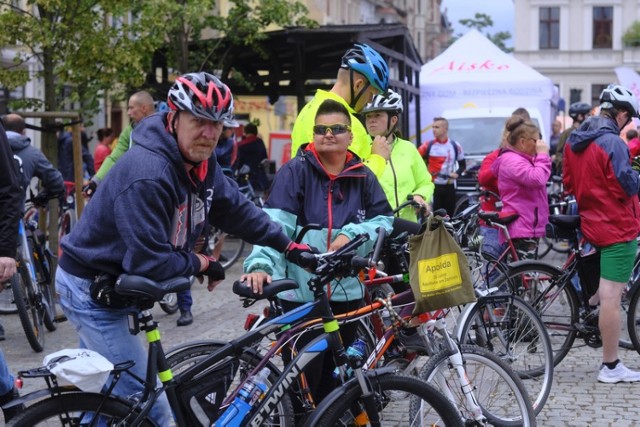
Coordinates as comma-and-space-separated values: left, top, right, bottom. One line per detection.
177, 310, 193, 326
0, 387, 25, 422
0, 323, 5, 341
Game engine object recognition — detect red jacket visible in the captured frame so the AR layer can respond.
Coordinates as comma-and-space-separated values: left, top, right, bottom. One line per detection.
478, 148, 500, 213
563, 116, 640, 247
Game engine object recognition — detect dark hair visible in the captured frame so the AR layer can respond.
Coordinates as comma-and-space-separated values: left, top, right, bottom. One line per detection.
627, 129, 638, 140
244, 123, 258, 135
511, 107, 531, 120
504, 115, 539, 146
315, 99, 351, 124
97, 128, 114, 141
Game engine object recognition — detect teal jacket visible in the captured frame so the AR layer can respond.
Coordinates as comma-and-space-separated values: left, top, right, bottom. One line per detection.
244, 144, 393, 303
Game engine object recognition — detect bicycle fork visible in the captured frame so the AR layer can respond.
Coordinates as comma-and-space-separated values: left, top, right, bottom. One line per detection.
420, 318, 487, 425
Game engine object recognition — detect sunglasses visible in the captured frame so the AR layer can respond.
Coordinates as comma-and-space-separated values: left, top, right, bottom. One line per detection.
313, 124, 351, 135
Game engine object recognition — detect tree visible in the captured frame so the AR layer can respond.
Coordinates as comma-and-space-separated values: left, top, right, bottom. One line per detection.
451, 13, 513, 53
0, 0, 163, 164
138, 0, 316, 78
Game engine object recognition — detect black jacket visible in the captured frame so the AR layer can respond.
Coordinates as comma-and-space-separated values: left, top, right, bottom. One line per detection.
0, 123, 23, 258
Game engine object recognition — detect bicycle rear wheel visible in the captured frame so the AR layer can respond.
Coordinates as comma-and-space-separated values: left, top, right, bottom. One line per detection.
457, 293, 553, 415
11, 264, 45, 352
497, 262, 579, 367
9, 392, 153, 426
307, 372, 463, 426
416, 344, 535, 425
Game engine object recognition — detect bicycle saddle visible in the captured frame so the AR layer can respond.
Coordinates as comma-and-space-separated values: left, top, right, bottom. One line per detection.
548, 214, 580, 230
232, 278, 298, 300
115, 274, 191, 301
478, 211, 519, 225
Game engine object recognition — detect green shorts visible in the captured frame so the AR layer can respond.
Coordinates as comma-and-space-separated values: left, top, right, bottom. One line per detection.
600, 240, 638, 283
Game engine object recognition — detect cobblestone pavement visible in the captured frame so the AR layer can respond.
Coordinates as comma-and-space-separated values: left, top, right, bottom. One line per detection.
2, 250, 640, 425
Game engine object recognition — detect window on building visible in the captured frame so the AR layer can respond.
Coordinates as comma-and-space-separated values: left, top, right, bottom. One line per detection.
592, 84, 608, 106
569, 89, 582, 105
539, 7, 559, 49
593, 6, 613, 49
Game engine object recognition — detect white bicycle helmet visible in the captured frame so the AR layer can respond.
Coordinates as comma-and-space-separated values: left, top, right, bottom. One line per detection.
362, 89, 403, 115
167, 72, 234, 122
600, 84, 640, 118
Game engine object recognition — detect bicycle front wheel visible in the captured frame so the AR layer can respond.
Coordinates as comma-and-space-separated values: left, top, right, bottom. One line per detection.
9, 392, 153, 426
11, 264, 45, 352
457, 293, 553, 415
166, 341, 294, 426
308, 372, 463, 426
416, 344, 535, 426
208, 228, 246, 270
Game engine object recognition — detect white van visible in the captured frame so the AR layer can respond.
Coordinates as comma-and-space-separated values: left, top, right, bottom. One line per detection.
441, 107, 549, 192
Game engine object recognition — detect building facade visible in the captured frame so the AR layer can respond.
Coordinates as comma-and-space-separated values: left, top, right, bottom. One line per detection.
513, 0, 640, 109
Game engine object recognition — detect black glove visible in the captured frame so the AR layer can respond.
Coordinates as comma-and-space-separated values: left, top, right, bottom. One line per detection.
284, 242, 319, 268
200, 255, 225, 282
82, 180, 98, 198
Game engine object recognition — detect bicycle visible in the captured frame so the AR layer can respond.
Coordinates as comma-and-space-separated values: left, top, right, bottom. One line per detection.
9, 233, 461, 426
10, 206, 58, 353
233, 225, 535, 425
488, 214, 640, 367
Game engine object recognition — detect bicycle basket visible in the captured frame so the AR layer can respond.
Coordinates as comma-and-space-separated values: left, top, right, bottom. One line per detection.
177, 357, 239, 425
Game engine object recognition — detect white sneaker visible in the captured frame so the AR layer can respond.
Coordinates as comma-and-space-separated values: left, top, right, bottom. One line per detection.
597, 362, 640, 383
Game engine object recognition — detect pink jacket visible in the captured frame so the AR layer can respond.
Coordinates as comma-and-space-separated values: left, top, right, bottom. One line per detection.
491, 148, 551, 241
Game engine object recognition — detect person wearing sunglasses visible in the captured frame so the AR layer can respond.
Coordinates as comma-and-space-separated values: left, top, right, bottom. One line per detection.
242, 99, 393, 412
290, 43, 391, 178
490, 114, 551, 258
363, 89, 433, 222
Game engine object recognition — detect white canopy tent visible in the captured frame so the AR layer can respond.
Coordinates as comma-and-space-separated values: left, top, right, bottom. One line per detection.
410, 29, 556, 144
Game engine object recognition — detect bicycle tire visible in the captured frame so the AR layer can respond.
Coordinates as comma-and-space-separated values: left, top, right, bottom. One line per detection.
11, 264, 45, 352
457, 293, 553, 415
0, 280, 17, 314
626, 280, 640, 355
159, 292, 179, 314
307, 372, 463, 426
497, 261, 579, 368
166, 341, 295, 426
209, 228, 246, 270
33, 241, 57, 332
8, 391, 153, 426
415, 344, 536, 425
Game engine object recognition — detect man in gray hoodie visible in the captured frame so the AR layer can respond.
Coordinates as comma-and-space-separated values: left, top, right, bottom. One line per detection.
4, 113, 64, 205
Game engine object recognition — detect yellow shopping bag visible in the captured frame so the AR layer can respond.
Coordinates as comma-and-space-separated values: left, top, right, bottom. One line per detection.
408, 214, 476, 314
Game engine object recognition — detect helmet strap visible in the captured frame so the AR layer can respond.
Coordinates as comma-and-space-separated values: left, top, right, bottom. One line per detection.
384, 114, 398, 138
349, 69, 370, 110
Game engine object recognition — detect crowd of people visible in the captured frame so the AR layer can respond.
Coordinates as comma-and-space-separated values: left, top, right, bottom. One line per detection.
2, 40, 640, 422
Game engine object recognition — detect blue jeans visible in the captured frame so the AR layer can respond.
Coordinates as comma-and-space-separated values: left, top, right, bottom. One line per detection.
0, 349, 14, 396
177, 289, 192, 311
56, 267, 172, 426
479, 226, 504, 260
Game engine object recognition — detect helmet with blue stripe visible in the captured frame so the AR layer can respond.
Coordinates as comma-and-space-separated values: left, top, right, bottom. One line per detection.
340, 43, 389, 95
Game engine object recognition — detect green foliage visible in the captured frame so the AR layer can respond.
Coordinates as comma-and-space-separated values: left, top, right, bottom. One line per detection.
0, 0, 163, 116
623, 21, 640, 47
0, 0, 317, 119
450, 13, 513, 53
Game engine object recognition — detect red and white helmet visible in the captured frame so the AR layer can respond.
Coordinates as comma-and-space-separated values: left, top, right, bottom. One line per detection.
167, 72, 234, 122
